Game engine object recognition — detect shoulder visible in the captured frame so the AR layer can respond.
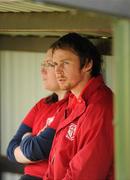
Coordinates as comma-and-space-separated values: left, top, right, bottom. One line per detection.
34, 98, 49, 110
90, 84, 113, 106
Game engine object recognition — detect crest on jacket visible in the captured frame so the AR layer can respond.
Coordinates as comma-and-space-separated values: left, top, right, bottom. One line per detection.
46, 116, 55, 126
66, 123, 77, 141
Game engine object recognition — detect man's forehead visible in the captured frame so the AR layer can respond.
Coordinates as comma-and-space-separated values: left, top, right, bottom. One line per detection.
53, 54, 78, 63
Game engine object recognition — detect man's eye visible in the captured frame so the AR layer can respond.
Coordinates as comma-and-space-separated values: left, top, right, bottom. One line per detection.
41, 62, 55, 68
53, 62, 58, 67
63, 61, 69, 65
48, 63, 55, 67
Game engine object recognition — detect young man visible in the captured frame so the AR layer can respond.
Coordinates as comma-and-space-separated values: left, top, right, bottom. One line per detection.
44, 33, 114, 180
7, 48, 69, 180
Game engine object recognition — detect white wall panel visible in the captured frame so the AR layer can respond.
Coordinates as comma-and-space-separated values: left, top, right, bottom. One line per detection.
103, 55, 115, 92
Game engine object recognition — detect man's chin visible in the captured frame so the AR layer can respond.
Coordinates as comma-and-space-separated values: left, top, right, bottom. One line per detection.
59, 84, 71, 91
59, 86, 66, 90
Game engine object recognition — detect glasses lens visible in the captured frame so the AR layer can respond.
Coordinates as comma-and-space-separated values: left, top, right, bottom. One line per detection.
41, 62, 54, 69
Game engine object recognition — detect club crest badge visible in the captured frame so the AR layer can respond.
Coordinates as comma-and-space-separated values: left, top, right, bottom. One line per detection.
66, 123, 77, 141
46, 116, 55, 126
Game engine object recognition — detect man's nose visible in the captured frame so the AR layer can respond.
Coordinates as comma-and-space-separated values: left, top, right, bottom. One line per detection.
55, 64, 63, 74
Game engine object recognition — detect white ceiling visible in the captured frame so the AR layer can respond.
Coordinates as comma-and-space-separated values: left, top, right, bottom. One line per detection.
0, 0, 115, 38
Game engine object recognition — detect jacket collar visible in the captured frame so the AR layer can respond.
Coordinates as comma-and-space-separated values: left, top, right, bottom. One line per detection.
57, 75, 105, 132
79, 75, 105, 104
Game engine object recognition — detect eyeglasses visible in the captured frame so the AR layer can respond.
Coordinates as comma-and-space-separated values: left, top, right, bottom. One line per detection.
41, 61, 55, 69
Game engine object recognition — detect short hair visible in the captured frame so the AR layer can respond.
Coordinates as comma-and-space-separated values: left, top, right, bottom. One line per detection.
51, 33, 102, 77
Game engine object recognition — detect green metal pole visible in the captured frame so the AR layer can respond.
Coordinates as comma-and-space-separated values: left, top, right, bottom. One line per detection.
113, 19, 130, 180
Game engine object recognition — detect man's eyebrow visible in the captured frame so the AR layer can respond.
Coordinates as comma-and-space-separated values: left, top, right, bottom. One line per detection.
53, 59, 69, 62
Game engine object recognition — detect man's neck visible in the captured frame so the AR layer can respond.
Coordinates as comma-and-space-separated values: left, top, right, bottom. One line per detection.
71, 74, 92, 98
55, 90, 67, 100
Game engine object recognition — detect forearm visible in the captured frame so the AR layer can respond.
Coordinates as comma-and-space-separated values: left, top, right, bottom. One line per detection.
20, 127, 56, 161
6, 124, 32, 162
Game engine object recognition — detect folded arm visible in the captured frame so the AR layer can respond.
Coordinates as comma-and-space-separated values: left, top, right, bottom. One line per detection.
6, 123, 32, 162
20, 127, 56, 161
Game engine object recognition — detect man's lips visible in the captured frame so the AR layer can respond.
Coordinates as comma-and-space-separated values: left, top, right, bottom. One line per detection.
56, 77, 66, 84
56, 76, 66, 81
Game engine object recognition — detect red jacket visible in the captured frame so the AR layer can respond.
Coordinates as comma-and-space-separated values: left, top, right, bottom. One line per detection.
44, 75, 114, 180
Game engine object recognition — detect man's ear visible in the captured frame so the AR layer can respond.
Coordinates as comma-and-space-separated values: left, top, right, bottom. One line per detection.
82, 59, 93, 72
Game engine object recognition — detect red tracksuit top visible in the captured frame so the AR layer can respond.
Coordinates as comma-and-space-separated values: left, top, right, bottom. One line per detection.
44, 75, 114, 180
22, 96, 68, 178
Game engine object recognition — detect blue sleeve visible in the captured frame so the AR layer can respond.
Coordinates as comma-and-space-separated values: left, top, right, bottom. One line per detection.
6, 123, 32, 162
20, 127, 56, 161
